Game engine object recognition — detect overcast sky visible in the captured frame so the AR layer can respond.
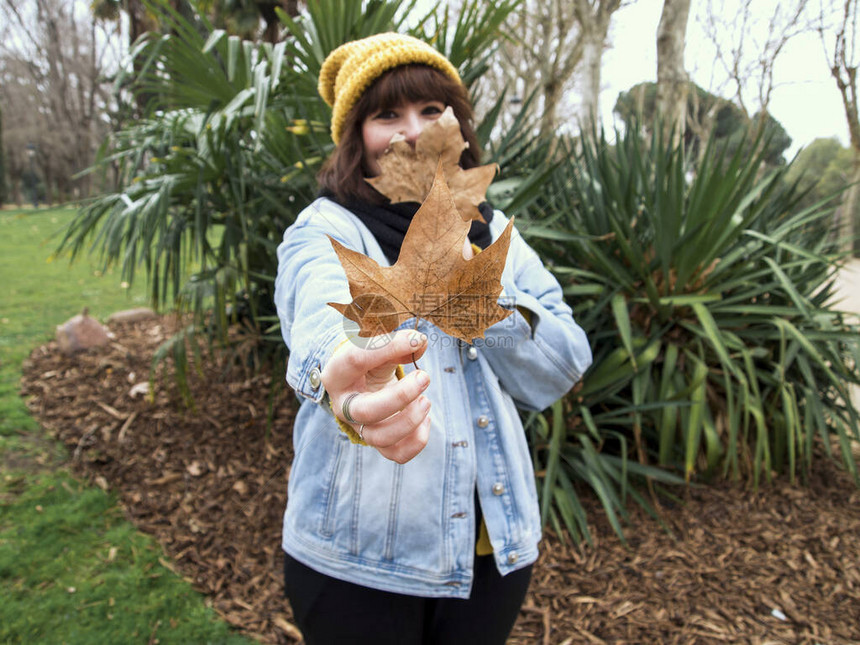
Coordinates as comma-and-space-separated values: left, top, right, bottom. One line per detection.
599, 0, 849, 158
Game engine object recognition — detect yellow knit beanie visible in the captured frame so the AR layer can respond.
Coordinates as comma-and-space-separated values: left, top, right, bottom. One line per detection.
318, 32, 462, 144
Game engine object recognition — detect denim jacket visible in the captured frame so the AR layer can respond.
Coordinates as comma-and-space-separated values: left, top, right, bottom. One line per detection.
274, 197, 592, 599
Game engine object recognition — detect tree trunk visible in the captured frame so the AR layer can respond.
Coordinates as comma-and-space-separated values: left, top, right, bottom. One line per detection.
12, 175, 22, 207
841, 106, 859, 257
827, 0, 859, 255
572, 0, 622, 135
258, 0, 300, 43
656, 0, 691, 146
539, 77, 563, 142
578, 31, 603, 134
43, 163, 54, 206
0, 105, 5, 207
127, 0, 157, 115
686, 87, 722, 163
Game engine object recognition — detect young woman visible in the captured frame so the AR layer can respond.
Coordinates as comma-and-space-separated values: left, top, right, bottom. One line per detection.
273, 32, 592, 644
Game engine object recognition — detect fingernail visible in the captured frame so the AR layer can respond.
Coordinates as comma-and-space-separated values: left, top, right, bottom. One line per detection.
416, 371, 430, 389
420, 395, 431, 412
409, 332, 427, 348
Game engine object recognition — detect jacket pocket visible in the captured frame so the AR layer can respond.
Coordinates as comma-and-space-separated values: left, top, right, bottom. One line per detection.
383, 465, 404, 561
318, 436, 347, 538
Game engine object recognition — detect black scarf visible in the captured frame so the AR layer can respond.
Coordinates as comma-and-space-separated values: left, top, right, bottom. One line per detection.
331, 196, 495, 265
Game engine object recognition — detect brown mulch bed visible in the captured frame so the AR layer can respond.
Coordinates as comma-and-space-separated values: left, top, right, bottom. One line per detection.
19, 316, 860, 644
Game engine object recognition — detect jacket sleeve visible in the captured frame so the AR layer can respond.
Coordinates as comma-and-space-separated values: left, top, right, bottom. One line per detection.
478, 212, 593, 411
273, 200, 360, 403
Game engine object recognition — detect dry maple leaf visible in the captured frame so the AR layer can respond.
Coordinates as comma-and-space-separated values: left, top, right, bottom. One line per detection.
329, 163, 514, 342
366, 106, 498, 222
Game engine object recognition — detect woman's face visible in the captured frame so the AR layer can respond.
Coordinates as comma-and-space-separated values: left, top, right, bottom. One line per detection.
361, 99, 446, 175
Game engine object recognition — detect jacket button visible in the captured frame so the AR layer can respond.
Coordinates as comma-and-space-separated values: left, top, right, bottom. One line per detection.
507, 552, 518, 564
476, 415, 489, 428
309, 367, 321, 390
466, 346, 478, 360
492, 482, 505, 495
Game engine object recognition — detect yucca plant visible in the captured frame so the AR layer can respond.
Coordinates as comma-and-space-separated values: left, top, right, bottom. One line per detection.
518, 124, 860, 542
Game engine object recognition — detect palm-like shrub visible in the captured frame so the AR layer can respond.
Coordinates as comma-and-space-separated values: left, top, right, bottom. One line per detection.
520, 125, 860, 541
61, 0, 519, 356
63, 3, 315, 351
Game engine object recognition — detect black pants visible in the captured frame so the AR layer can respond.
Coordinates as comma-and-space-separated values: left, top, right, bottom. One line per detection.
283, 552, 532, 645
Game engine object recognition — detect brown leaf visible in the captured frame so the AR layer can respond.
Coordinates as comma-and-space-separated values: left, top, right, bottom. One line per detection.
366, 107, 498, 222
273, 615, 304, 640
186, 460, 206, 477
147, 471, 182, 486
329, 163, 513, 342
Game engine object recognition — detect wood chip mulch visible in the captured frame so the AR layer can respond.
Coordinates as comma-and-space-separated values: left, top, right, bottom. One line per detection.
18, 316, 860, 644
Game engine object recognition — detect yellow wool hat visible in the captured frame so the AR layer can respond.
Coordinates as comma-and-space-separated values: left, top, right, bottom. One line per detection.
318, 32, 462, 144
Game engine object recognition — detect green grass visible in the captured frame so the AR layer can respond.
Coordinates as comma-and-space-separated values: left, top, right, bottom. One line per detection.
0, 207, 149, 443
0, 206, 254, 644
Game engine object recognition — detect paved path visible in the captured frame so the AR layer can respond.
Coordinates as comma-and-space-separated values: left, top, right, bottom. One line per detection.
835, 259, 860, 320
834, 259, 860, 410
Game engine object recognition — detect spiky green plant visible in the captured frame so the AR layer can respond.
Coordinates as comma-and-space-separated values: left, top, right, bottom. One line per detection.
518, 124, 860, 541
59, 0, 520, 369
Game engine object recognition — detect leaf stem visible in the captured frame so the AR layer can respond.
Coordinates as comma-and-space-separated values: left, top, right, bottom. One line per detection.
412, 317, 420, 370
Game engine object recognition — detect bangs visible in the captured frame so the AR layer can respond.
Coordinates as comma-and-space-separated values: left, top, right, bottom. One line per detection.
360, 65, 460, 113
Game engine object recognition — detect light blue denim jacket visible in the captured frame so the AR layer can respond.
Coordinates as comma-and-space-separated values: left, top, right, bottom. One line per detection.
274, 197, 592, 599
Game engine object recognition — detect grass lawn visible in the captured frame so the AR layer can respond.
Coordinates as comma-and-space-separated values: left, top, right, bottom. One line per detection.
0, 206, 253, 644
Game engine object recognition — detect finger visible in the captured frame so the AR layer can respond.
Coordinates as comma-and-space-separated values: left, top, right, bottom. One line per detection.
376, 415, 431, 464
362, 394, 431, 448
339, 370, 430, 425
323, 330, 428, 393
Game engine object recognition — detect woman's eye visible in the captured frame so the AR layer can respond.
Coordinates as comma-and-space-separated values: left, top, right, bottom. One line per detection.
423, 105, 443, 115
374, 110, 397, 120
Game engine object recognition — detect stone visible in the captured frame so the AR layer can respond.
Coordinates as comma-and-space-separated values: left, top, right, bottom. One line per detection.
56, 308, 112, 354
106, 307, 157, 324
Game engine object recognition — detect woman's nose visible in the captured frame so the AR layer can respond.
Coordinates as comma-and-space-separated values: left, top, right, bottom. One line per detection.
401, 113, 423, 143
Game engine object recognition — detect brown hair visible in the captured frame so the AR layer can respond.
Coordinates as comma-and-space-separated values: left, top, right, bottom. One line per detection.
317, 64, 482, 204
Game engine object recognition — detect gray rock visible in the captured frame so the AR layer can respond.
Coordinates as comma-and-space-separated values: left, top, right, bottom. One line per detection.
56, 308, 112, 354
106, 307, 157, 324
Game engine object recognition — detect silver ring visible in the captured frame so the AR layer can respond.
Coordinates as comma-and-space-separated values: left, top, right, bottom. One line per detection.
358, 424, 366, 442
341, 392, 360, 424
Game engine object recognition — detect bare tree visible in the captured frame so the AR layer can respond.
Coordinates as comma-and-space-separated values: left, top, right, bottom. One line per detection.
0, 0, 120, 203
482, 2, 582, 140
699, 0, 812, 141
574, 0, 624, 134
655, 0, 691, 145
479, 0, 627, 141
818, 0, 859, 254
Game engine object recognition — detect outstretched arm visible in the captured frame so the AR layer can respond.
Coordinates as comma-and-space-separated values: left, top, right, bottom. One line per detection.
275, 201, 433, 464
